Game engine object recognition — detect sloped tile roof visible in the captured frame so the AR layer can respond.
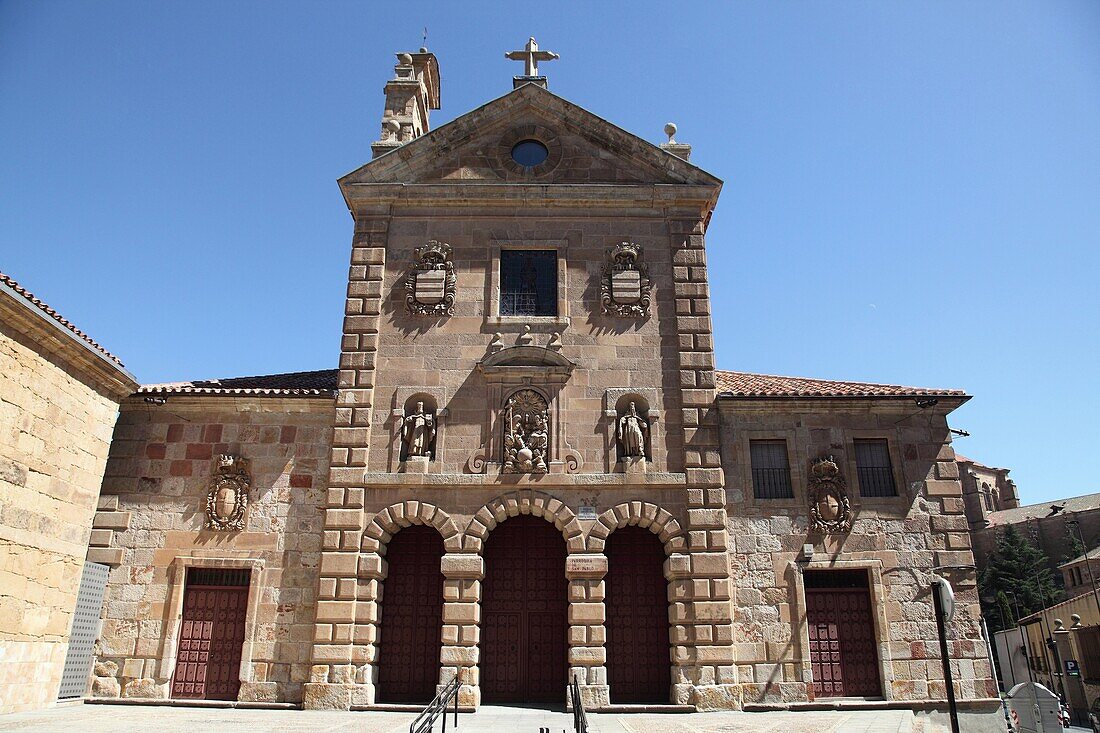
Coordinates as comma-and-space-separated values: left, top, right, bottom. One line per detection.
137, 369, 338, 397
715, 370, 967, 399
1, 271, 125, 366
983, 492, 1100, 527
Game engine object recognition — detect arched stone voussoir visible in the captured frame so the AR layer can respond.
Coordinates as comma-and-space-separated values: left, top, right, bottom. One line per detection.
586, 501, 684, 555
363, 501, 458, 556
462, 490, 578, 553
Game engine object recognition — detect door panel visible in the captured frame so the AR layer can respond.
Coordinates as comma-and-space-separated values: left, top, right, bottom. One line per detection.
377, 525, 445, 703
481, 515, 567, 703
172, 573, 249, 701
606, 526, 671, 703
806, 579, 881, 698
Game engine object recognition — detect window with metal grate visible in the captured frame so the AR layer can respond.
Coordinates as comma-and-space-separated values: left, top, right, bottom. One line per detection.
854, 439, 897, 497
749, 439, 794, 499
500, 250, 557, 317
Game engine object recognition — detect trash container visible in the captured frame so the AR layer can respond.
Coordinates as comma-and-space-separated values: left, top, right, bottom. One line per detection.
1004, 682, 1063, 733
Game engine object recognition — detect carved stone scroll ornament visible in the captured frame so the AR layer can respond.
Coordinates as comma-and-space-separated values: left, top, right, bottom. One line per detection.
600, 241, 651, 317
205, 454, 250, 531
502, 389, 549, 474
808, 456, 853, 534
405, 240, 457, 316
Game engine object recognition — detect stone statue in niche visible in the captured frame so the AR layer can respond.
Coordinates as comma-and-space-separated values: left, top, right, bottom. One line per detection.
808, 456, 853, 534
405, 240, 457, 316
601, 241, 651, 317
503, 389, 549, 473
617, 401, 649, 459
205, 454, 250, 531
401, 401, 436, 459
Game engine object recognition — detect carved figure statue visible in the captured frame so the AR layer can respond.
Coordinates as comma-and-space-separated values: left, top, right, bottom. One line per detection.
503, 389, 549, 474
618, 401, 649, 458
402, 401, 436, 459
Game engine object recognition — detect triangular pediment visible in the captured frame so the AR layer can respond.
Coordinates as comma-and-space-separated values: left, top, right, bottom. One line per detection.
339, 83, 722, 190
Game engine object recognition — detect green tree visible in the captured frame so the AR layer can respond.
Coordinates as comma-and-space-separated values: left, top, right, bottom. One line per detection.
978, 525, 1064, 633
1062, 526, 1086, 564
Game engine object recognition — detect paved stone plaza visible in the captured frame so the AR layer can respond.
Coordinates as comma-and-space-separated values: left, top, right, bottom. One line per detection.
0, 703, 951, 733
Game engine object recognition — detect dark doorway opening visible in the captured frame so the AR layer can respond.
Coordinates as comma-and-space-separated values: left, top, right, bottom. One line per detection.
805, 569, 882, 698
606, 525, 671, 703
377, 525, 445, 703
481, 515, 567, 703
172, 567, 250, 701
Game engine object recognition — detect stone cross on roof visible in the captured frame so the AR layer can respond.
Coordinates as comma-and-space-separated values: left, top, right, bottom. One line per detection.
505, 37, 559, 78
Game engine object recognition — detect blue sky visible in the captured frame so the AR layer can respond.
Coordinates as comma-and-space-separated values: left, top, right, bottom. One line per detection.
2, 1, 1098, 505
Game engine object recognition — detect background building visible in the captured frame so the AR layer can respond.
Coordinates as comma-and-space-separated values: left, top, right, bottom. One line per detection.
0, 273, 137, 713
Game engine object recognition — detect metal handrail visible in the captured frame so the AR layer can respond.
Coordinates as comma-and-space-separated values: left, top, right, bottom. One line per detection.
410, 676, 459, 733
570, 673, 589, 733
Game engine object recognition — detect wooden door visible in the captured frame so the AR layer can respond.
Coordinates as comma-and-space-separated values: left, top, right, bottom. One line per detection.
805, 570, 881, 698
377, 525, 445, 702
172, 568, 250, 701
481, 515, 567, 703
606, 526, 671, 703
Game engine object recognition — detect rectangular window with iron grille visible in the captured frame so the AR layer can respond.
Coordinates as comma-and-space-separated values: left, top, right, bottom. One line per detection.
854, 438, 897, 497
750, 439, 794, 499
500, 250, 557, 316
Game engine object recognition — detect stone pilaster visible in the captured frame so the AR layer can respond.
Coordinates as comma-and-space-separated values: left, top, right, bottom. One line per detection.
440, 552, 482, 708
566, 553, 609, 708
305, 214, 389, 710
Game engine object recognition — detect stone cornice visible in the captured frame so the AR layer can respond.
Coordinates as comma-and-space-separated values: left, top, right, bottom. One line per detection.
330, 469, 688, 489
341, 182, 721, 217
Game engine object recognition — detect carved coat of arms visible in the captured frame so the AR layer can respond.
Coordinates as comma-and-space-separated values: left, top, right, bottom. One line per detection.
405, 240, 457, 316
601, 241, 651, 317
205, 454, 250, 531
808, 456, 853, 534
503, 389, 549, 474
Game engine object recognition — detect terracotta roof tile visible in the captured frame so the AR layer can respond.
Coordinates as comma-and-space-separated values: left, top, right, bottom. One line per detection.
984, 492, 1100, 527
137, 369, 338, 397
715, 370, 967, 399
0, 271, 124, 366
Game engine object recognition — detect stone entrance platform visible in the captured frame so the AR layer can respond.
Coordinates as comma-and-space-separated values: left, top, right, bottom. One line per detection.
0, 701, 961, 733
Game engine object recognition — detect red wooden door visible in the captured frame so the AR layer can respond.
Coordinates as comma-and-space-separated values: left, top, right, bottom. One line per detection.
481, 515, 567, 703
377, 525, 445, 702
172, 569, 249, 701
806, 571, 881, 698
606, 526, 671, 703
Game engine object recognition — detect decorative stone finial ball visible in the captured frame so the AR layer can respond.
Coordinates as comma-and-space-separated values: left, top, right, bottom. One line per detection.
398, 53, 413, 65
664, 122, 677, 141
385, 119, 401, 134
420, 47, 429, 54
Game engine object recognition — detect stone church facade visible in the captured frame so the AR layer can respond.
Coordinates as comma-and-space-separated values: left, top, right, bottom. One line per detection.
79, 48, 1000, 726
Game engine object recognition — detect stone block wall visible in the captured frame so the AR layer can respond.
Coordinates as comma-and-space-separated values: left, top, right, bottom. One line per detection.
718, 399, 996, 705
91, 397, 333, 703
0, 318, 131, 713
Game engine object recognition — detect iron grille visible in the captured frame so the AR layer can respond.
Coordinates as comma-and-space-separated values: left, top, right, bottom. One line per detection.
804, 569, 871, 589
187, 567, 250, 587
749, 440, 793, 499
854, 439, 897, 497
500, 250, 557, 317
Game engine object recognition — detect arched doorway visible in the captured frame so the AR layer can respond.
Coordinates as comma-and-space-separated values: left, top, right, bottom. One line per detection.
605, 525, 671, 703
481, 515, 567, 703
376, 525, 445, 703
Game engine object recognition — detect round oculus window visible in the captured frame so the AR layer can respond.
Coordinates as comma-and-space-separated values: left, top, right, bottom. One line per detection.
510, 139, 549, 168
